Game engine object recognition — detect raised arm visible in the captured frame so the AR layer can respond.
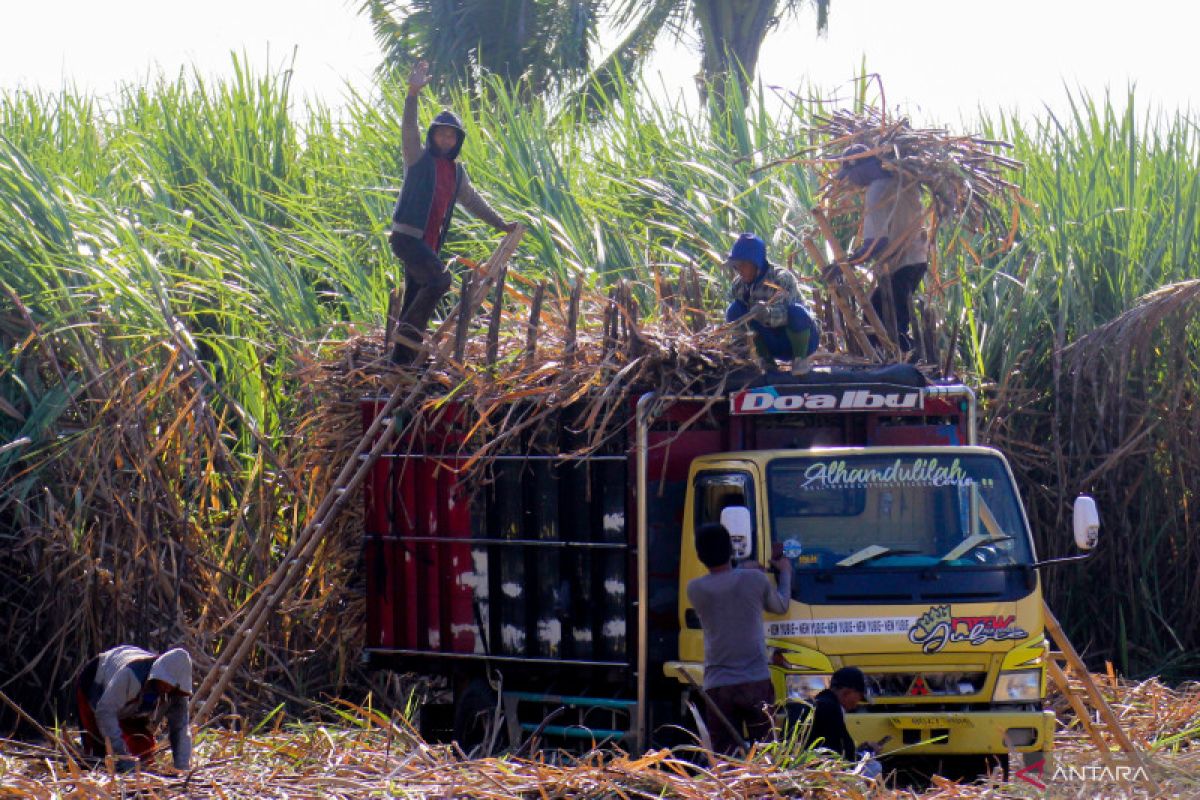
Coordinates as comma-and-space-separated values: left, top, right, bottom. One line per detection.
762, 559, 792, 614
402, 61, 431, 168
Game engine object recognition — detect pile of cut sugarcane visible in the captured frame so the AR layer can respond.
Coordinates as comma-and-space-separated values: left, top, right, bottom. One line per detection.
4, 672, 1197, 798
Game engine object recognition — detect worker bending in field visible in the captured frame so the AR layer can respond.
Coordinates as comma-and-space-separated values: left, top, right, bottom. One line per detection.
724, 233, 820, 374
389, 59, 518, 364
687, 522, 792, 755
76, 645, 193, 773
836, 144, 929, 352
804, 666, 884, 778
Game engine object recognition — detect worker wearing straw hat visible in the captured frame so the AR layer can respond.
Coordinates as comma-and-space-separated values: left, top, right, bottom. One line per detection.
836, 144, 929, 353
76, 645, 193, 772
723, 233, 820, 375
388, 59, 519, 365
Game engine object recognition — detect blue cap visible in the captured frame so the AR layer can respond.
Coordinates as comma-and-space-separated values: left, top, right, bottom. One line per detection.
726, 233, 766, 272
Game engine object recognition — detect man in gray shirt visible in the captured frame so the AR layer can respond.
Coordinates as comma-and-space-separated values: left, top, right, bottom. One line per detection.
686, 522, 792, 754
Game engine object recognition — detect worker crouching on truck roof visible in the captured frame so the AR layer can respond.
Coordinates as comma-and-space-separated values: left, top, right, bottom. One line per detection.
724, 233, 820, 375
686, 522, 792, 755
76, 645, 193, 773
389, 59, 519, 365
804, 666, 885, 779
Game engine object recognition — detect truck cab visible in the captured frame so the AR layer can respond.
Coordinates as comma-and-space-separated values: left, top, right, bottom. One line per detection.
669, 444, 1055, 760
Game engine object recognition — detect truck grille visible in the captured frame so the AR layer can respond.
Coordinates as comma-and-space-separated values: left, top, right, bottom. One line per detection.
867, 671, 987, 698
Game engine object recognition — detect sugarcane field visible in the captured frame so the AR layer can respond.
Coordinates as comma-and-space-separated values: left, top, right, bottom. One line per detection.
2, 3, 1200, 798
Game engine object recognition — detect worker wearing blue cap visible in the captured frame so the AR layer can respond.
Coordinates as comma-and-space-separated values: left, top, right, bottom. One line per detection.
724, 233, 819, 374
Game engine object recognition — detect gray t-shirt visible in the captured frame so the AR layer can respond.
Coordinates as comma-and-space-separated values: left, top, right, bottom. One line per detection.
686, 566, 792, 690
863, 175, 928, 270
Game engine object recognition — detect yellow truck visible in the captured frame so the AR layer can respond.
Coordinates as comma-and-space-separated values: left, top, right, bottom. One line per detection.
667, 378, 1098, 774
362, 365, 1098, 771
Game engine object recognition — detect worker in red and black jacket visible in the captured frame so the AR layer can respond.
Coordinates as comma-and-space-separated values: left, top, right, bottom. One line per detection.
389, 60, 518, 364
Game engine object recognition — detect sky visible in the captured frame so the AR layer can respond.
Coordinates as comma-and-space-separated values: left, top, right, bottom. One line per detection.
1, 1, 1195, 126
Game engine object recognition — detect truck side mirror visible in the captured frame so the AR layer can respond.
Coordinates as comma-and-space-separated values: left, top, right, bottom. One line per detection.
719, 506, 754, 560
1072, 495, 1099, 550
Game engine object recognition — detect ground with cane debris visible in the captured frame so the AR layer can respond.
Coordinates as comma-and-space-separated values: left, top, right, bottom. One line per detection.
2, 673, 1197, 799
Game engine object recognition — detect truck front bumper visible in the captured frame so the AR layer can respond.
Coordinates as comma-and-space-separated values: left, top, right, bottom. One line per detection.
841, 708, 1055, 755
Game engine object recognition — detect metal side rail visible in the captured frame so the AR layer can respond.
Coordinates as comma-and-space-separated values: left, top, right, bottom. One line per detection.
501, 691, 637, 747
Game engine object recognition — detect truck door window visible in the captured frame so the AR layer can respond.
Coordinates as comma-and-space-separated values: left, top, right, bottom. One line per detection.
694, 472, 756, 561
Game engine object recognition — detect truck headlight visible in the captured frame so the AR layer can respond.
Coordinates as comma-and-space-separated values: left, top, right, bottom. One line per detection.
992, 669, 1041, 702
785, 674, 830, 702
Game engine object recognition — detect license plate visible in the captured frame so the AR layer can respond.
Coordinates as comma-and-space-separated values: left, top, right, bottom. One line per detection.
889, 715, 973, 729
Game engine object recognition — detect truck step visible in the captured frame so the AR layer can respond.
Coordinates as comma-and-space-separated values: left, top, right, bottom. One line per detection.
519, 722, 627, 741
504, 691, 636, 711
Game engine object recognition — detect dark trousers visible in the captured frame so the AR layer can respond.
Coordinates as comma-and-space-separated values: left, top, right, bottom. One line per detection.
389, 231, 452, 363
725, 301, 819, 362
704, 678, 776, 755
870, 262, 927, 351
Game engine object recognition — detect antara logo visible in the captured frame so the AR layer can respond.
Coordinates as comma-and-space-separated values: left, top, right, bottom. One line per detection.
731, 387, 922, 414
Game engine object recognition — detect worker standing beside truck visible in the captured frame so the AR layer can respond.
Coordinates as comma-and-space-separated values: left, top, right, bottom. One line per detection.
723, 233, 820, 375
389, 59, 518, 364
686, 522, 792, 755
835, 144, 929, 352
76, 645, 193, 773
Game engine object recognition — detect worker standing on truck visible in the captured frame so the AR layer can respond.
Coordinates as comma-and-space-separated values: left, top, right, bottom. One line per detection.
75, 645, 193, 773
388, 59, 518, 364
804, 666, 884, 778
687, 522, 793, 755
724, 233, 820, 375
835, 144, 929, 353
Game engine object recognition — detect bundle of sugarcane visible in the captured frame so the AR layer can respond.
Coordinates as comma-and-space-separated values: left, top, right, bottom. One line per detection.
799, 107, 1025, 237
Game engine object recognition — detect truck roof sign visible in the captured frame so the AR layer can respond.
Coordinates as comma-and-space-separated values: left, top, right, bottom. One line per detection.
730, 384, 925, 415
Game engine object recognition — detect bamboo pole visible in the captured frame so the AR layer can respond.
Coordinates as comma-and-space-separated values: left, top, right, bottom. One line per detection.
810, 208, 901, 361
801, 236, 874, 358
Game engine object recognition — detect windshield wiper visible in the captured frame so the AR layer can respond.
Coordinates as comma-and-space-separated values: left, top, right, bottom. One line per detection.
836, 545, 918, 568
940, 532, 1013, 562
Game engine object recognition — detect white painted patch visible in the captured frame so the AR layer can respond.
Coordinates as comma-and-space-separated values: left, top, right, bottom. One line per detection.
501, 623, 526, 651
573, 628, 594, 643
537, 619, 562, 647
428, 629, 440, 649
501, 581, 523, 598
604, 579, 625, 597
457, 568, 485, 592
602, 512, 624, 533
449, 623, 477, 643
602, 619, 627, 639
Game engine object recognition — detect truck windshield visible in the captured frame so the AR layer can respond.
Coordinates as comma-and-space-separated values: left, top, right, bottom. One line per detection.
766, 453, 1033, 570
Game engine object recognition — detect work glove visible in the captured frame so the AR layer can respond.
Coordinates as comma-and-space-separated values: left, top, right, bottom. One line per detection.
746, 302, 769, 322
